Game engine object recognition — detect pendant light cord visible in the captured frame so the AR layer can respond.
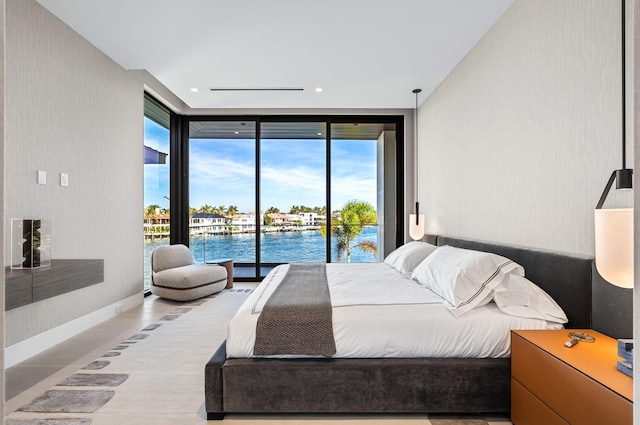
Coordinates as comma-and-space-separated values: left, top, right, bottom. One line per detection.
596, 0, 632, 208
413, 89, 422, 223
621, 0, 627, 169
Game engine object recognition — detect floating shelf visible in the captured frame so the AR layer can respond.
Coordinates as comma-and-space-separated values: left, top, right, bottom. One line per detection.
5, 259, 104, 311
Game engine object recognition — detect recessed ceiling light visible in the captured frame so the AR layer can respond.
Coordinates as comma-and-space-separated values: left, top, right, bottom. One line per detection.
315, 87, 323, 93
190, 87, 199, 93
210, 87, 303, 92
317, 132, 322, 136
234, 131, 240, 135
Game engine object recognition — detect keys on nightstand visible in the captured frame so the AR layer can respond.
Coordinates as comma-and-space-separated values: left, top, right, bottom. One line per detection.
565, 337, 580, 348
564, 331, 596, 348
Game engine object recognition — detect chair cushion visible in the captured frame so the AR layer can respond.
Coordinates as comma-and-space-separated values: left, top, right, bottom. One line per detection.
152, 244, 194, 272
152, 264, 227, 290
151, 279, 226, 302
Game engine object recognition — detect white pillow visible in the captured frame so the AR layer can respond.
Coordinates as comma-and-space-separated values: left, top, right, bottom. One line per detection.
384, 242, 438, 274
493, 274, 568, 324
411, 245, 524, 317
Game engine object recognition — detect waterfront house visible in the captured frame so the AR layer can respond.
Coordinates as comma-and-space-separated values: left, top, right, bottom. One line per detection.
296, 212, 326, 228
230, 213, 257, 233
265, 213, 292, 227
143, 213, 171, 239
264, 212, 325, 230
190, 213, 227, 235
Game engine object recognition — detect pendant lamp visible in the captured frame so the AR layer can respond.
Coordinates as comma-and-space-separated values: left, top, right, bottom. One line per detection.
594, 0, 634, 288
409, 88, 425, 240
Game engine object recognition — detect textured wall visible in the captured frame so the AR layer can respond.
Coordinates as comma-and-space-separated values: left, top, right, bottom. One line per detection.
0, 0, 5, 415
5, 0, 143, 345
420, 0, 632, 257
633, 0, 639, 417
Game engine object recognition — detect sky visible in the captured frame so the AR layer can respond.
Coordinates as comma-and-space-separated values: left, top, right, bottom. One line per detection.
144, 118, 378, 214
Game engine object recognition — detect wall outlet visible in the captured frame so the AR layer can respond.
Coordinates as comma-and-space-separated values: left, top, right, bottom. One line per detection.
37, 170, 46, 185
60, 172, 69, 187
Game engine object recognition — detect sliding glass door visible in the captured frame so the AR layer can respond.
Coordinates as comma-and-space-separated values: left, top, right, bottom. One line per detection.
330, 123, 380, 263
185, 116, 401, 280
260, 122, 327, 265
188, 121, 257, 278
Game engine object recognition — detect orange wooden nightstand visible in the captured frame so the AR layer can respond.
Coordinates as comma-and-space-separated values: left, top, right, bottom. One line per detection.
511, 329, 632, 425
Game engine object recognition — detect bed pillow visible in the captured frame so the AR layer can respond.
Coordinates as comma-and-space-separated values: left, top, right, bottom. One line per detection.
411, 245, 524, 317
493, 274, 568, 324
384, 241, 438, 274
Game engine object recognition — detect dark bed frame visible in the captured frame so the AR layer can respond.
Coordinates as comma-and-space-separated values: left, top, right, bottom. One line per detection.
204, 235, 632, 420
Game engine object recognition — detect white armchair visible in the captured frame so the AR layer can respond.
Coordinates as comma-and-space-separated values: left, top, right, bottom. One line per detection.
150, 244, 227, 301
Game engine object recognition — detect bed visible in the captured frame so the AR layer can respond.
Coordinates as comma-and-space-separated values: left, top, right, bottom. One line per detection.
204, 235, 621, 420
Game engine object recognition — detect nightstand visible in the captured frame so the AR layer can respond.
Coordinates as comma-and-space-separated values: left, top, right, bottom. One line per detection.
511, 329, 632, 425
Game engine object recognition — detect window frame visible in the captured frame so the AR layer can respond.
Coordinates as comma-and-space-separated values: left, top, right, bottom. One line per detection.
172, 114, 405, 280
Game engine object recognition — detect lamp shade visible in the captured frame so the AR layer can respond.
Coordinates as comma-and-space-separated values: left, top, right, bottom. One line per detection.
409, 214, 425, 241
594, 208, 633, 288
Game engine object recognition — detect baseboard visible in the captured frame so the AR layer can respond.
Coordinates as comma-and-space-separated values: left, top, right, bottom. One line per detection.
4, 292, 143, 368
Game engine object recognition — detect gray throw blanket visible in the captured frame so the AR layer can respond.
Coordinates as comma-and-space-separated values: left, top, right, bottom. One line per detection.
253, 263, 336, 356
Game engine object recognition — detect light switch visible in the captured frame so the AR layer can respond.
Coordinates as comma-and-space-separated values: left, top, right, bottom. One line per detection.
37, 170, 46, 185
60, 173, 69, 187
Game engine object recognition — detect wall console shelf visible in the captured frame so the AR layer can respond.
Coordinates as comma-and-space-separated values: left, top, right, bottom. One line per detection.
5, 259, 104, 311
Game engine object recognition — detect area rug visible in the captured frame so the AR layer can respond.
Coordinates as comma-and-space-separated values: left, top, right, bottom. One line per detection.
82, 361, 110, 371
5, 287, 510, 425
6, 289, 247, 424
17, 389, 115, 413
6, 419, 92, 425
58, 373, 128, 387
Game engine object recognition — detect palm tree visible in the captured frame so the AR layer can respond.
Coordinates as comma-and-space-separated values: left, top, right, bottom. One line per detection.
145, 204, 160, 218
144, 205, 160, 231
320, 200, 377, 262
313, 205, 327, 217
198, 204, 214, 214
227, 205, 239, 217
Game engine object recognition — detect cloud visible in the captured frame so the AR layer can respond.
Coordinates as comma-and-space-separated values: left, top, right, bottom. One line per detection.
331, 175, 377, 209
168, 138, 378, 212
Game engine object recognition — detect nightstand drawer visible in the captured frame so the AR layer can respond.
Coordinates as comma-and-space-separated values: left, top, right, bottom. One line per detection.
511, 378, 568, 425
512, 332, 632, 425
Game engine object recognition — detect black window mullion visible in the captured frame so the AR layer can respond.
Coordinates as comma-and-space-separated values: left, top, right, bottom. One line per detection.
395, 117, 405, 249
255, 119, 261, 277
325, 121, 332, 263
170, 113, 190, 246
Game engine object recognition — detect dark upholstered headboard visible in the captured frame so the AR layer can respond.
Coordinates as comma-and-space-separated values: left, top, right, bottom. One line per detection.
433, 236, 591, 329
592, 265, 633, 339
425, 235, 632, 338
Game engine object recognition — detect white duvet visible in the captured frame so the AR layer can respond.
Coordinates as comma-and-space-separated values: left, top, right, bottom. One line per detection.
226, 263, 563, 359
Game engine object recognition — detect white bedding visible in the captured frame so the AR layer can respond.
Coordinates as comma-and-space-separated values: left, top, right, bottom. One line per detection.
226, 263, 563, 359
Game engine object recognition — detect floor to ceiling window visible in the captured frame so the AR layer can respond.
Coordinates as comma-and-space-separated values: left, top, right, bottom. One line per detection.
183, 116, 402, 281
330, 123, 380, 263
188, 121, 257, 278
260, 121, 327, 265
143, 94, 171, 291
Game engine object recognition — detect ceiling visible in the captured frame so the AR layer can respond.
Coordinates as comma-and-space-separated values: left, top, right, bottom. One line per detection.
35, 0, 514, 110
